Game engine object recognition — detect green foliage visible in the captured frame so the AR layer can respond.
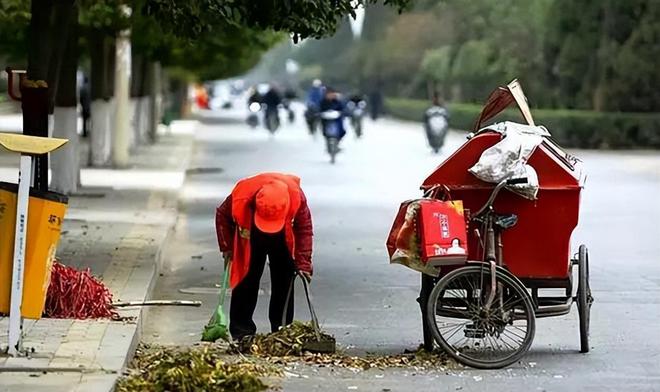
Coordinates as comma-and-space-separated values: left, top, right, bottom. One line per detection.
79, 0, 131, 33
290, 0, 659, 115
545, 0, 660, 112
167, 27, 283, 81
450, 40, 495, 100
143, 0, 412, 41
0, 0, 30, 63
421, 46, 452, 84
386, 97, 660, 149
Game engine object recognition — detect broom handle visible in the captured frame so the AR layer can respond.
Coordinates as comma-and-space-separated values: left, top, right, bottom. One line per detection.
300, 275, 322, 340
219, 260, 231, 306
282, 274, 295, 327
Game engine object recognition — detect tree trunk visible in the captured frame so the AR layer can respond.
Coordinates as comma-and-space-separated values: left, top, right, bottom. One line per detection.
130, 54, 147, 149
24, 0, 54, 190
147, 61, 161, 143
138, 58, 150, 145
113, 29, 131, 168
89, 31, 112, 166
51, 3, 79, 194
46, 0, 75, 115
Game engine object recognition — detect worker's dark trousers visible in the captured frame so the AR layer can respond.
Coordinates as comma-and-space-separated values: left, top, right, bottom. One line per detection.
229, 229, 295, 340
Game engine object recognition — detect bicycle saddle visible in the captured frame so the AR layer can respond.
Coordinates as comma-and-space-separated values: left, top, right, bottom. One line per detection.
495, 213, 518, 229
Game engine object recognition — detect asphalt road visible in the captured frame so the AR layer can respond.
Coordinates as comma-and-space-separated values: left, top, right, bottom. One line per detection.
143, 107, 660, 391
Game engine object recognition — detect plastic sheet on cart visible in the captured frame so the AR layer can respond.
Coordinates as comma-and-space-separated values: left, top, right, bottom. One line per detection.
468, 121, 551, 199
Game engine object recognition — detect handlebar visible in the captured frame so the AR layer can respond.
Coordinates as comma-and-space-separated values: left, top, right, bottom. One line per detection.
473, 177, 528, 217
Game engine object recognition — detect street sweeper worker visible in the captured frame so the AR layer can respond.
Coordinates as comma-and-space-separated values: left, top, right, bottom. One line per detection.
215, 172, 313, 340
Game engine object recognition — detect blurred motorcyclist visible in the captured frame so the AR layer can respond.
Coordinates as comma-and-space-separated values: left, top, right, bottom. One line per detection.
368, 88, 383, 121
319, 87, 347, 163
346, 93, 367, 138
304, 79, 325, 134
306, 79, 324, 109
423, 93, 450, 153
320, 87, 346, 138
283, 87, 297, 123
262, 84, 282, 132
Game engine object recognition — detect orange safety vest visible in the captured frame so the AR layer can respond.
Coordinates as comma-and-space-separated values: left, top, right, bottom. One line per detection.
230, 173, 302, 288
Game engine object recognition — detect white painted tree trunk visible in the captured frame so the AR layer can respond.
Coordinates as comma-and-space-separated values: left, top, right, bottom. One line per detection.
148, 62, 162, 143
90, 99, 112, 166
50, 106, 79, 194
139, 96, 150, 144
113, 30, 131, 167
129, 97, 138, 151
48, 114, 54, 137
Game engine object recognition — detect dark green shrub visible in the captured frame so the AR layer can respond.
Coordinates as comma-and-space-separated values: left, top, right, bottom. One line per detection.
385, 98, 660, 149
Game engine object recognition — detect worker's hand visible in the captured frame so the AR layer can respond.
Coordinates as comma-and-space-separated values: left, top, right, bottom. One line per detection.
299, 271, 312, 283
222, 251, 232, 269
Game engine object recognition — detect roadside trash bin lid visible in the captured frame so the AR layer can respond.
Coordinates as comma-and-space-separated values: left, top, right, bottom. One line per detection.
0, 182, 68, 319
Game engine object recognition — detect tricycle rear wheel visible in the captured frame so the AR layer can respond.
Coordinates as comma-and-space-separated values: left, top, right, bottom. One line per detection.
577, 244, 592, 353
426, 264, 536, 369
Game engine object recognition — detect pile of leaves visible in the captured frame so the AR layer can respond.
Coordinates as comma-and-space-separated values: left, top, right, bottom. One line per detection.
235, 321, 335, 357
44, 261, 118, 319
293, 347, 453, 371
234, 322, 453, 372
117, 344, 281, 392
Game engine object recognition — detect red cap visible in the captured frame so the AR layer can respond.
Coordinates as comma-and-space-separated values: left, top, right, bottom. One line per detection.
254, 180, 290, 233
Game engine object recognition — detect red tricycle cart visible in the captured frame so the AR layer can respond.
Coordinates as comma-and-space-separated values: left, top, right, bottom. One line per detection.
391, 81, 593, 369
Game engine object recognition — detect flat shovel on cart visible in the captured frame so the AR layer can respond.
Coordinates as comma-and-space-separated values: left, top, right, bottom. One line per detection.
283, 272, 336, 354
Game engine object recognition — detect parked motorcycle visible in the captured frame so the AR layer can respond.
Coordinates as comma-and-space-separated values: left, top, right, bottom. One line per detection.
424, 106, 449, 153
320, 110, 343, 164
346, 99, 367, 138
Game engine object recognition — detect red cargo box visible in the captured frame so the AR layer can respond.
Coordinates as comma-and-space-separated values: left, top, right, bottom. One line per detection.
422, 133, 583, 280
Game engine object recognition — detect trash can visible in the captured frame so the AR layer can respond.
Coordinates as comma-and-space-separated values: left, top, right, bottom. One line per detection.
0, 182, 68, 319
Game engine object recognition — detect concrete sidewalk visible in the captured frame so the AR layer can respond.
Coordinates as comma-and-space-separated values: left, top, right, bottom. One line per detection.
0, 121, 196, 391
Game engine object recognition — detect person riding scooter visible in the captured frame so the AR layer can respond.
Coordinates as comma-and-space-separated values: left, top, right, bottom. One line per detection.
305, 79, 325, 135
262, 84, 282, 133
319, 87, 347, 163
346, 93, 367, 138
423, 94, 450, 153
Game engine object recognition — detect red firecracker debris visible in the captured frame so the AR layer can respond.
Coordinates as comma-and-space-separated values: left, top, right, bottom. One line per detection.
44, 261, 119, 319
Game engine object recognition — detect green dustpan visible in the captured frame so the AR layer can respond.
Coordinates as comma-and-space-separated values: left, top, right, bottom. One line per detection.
201, 261, 231, 342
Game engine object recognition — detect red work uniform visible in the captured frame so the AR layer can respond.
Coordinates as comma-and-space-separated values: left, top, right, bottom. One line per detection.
215, 173, 313, 339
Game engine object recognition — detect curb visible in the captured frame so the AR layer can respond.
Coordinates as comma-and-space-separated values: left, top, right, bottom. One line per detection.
119, 221, 176, 374
108, 128, 194, 391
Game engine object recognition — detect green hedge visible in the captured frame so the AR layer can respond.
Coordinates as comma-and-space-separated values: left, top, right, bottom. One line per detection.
386, 98, 660, 149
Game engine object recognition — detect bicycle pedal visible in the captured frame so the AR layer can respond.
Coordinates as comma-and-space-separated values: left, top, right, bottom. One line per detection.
464, 325, 486, 339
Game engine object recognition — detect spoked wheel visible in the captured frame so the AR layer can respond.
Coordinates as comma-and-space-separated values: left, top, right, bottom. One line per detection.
577, 245, 593, 353
327, 138, 338, 164
353, 119, 362, 138
266, 113, 279, 134
426, 265, 536, 369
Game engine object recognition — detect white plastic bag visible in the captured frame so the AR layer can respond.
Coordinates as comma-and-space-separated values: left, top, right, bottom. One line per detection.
469, 121, 551, 200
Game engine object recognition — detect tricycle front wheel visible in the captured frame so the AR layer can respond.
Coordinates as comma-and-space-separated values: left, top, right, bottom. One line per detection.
577, 244, 593, 353
426, 265, 536, 369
